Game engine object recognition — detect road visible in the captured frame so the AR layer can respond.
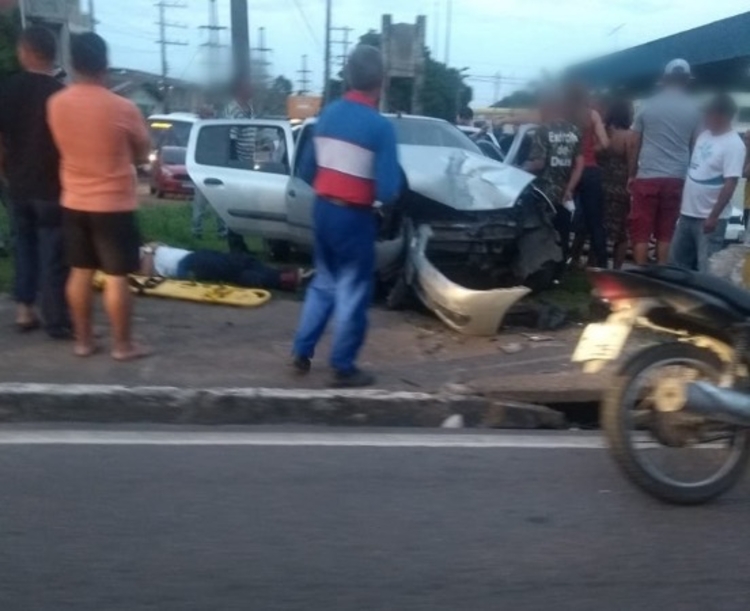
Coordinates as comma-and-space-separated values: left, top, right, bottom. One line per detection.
1, 426, 748, 610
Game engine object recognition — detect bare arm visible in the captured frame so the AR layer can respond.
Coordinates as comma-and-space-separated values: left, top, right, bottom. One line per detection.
705, 178, 739, 233
591, 110, 609, 152
564, 154, 585, 200
627, 130, 642, 181
128, 106, 151, 165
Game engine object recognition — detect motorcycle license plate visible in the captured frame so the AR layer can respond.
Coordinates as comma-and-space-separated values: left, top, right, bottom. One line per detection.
572, 322, 631, 363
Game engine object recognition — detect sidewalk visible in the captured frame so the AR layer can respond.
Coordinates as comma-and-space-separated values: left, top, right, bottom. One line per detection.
0, 294, 606, 426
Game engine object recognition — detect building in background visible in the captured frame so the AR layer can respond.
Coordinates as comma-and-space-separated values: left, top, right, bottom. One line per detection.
23, 0, 93, 72
108, 68, 200, 116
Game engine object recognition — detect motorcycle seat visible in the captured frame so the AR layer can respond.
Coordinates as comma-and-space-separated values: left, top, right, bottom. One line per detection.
629, 265, 750, 315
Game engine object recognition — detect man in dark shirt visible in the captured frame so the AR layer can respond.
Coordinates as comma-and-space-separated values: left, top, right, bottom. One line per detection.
525, 92, 584, 273
0, 26, 70, 337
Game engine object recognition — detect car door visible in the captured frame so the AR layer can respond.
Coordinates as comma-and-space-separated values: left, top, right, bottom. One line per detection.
285, 121, 317, 246
186, 119, 295, 242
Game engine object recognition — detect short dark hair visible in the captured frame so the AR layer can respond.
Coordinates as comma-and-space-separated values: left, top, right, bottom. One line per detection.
706, 93, 737, 119
458, 106, 474, 121
19, 26, 57, 63
345, 45, 384, 92
70, 32, 108, 77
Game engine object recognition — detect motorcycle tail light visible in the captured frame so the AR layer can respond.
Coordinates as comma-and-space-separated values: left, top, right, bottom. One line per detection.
589, 273, 632, 304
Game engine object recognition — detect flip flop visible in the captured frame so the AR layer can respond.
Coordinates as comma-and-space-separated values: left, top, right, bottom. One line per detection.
111, 344, 154, 362
74, 344, 99, 358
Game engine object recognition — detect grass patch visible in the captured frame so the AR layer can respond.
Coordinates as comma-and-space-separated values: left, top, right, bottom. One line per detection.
536, 270, 593, 321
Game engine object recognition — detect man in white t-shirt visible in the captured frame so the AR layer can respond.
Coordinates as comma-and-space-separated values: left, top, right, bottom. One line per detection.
138, 243, 310, 292
669, 94, 747, 272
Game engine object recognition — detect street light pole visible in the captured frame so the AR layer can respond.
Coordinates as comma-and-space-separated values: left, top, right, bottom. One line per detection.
19, 0, 26, 28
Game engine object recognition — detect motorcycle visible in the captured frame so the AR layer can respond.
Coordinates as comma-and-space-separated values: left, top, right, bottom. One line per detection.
573, 265, 750, 505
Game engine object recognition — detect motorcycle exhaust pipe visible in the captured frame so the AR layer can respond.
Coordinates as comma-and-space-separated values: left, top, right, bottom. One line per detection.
683, 381, 750, 428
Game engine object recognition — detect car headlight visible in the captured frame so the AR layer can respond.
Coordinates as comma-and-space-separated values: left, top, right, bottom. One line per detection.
148, 152, 157, 163
162, 168, 173, 178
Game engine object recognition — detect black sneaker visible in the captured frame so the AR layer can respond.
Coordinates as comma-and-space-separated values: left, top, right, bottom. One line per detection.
330, 368, 376, 388
291, 356, 312, 375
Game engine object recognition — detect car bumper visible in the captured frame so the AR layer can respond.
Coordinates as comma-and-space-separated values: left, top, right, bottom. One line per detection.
406, 224, 530, 336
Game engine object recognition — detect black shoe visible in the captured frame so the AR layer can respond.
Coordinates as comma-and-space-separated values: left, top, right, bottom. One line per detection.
291, 356, 312, 375
47, 326, 74, 340
330, 368, 376, 388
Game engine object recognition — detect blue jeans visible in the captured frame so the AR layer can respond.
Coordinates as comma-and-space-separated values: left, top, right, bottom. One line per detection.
11, 197, 70, 330
575, 166, 608, 268
293, 198, 376, 374
669, 214, 727, 272
176, 250, 281, 288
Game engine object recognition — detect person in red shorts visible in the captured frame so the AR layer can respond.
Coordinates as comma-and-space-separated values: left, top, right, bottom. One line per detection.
628, 59, 701, 265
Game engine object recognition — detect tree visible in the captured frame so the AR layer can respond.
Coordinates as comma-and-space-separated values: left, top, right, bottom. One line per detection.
493, 89, 536, 109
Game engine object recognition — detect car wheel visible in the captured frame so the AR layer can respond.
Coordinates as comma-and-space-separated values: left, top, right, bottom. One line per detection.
149, 186, 156, 195
265, 239, 292, 262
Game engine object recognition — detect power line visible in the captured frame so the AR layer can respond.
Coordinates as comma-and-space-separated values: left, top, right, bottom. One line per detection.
288, 0, 322, 50
155, 1, 189, 111
199, 0, 227, 84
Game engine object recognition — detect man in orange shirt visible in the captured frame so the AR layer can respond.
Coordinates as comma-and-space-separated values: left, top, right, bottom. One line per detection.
47, 33, 151, 360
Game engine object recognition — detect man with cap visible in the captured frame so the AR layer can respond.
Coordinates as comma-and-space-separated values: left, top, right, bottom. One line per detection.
290, 45, 402, 388
628, 59, 702, 265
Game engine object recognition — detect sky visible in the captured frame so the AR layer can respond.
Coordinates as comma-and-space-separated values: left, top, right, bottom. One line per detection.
93, 0, 750, 107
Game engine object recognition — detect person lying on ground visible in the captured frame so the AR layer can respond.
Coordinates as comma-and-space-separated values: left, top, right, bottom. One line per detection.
138, 243, 312, 292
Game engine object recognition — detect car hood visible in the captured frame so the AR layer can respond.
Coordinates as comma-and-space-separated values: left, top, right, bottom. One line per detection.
164, 164, 187, 174
397, 145, 534, 211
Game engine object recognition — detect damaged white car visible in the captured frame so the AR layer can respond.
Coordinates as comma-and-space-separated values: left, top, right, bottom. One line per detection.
186, 115, 561, 335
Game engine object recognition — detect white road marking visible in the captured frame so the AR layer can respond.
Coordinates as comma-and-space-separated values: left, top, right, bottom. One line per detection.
0, 430, 607, 449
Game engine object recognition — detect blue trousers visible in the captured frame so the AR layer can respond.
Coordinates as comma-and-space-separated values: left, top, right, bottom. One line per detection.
293, 198, 376, 373
11, 197, 70, 331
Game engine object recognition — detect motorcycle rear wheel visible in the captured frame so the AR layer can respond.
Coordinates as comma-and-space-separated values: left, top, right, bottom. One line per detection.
602, 342, 750, 505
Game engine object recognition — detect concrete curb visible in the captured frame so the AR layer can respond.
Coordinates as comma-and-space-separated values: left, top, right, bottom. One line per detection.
0, 384, 567, 429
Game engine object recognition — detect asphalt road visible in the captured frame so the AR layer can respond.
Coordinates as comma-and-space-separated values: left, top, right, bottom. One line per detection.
1, 427, 749, 611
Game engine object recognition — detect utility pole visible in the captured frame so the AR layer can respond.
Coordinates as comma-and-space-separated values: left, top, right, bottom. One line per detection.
251, 26, 272, 76
199, 0, 227, 85
331, 26, 353, 69
88, 0, 96, 32
444, 0, 452, 65
251, 27, 273, 115
155, 1, 188, 112
323, 0, 332, 103
297, 54, 312, 95
230, 0, 250, 80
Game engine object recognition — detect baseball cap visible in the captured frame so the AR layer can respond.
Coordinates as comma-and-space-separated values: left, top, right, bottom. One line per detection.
664, 59, 692, 78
